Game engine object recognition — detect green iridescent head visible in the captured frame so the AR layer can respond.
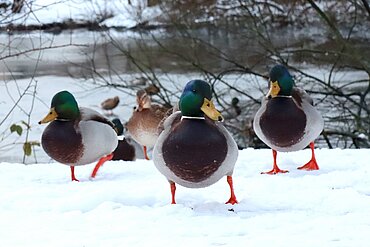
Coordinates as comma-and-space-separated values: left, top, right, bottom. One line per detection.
112, 118, 124, 135
39, 91, 80, 124
267, 65, 295, 98
179, 80, 223, 121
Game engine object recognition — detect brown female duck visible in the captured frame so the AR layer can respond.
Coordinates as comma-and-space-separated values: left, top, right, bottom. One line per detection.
101, 96, 120, 115
126, 89, 170, 160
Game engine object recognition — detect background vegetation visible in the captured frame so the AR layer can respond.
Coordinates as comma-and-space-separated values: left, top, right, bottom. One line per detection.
1, 0, 369, 163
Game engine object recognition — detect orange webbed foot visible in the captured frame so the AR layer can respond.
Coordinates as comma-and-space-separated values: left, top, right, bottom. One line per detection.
297, 159, 319, 170
261, 150, 289, 175
298, 142, 319, 171
225, 176, 238, 204
261, 168, 289, 175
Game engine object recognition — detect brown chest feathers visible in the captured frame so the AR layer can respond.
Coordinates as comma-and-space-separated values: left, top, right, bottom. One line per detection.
260, 97, 306, 147
41, 120, 84, 164
162, 119, 227, 183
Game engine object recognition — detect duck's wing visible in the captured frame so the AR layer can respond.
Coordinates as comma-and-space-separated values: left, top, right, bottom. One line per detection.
151, 104, 173, 134
292, 87, 314, 106
151, 105, 171, 118
79, 107, 115, 128
157, 108, 179, 135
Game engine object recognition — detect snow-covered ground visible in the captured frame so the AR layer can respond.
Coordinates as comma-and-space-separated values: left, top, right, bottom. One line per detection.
1, 148, 370, 246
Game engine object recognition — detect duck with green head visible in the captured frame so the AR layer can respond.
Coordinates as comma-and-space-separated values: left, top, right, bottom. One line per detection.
39, 91, 118, 181
110, 118, 137, 161
253, 65, 324, 174
153, 80, 238, 204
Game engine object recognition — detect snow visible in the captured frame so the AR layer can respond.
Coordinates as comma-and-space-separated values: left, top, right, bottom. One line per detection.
1, 148, 370, 246
1, 0, 163, 28
2, 0, 360, 30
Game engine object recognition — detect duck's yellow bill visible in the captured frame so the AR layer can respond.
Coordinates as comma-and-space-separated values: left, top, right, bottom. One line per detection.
39, 108, 58, 124
201, 98, 224, 122
266, 81, 280, 98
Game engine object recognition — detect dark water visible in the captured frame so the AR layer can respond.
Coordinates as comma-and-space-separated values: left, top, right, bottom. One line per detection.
1, 24, 368, 80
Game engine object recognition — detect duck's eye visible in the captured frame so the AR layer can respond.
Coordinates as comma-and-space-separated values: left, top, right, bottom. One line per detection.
49, 112, 52, 115
192, 89, 196, 93
207, 103, 210, 107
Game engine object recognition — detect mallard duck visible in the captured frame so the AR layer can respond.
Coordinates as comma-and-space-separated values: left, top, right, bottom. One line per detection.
111, 118, 136, 161
101, 96, 120, 115
126, 89, 170, 160
223, 97, 242, 119
153, 80, 238, 204
231, 97, 242, 116
39, 91, 118, 181
253, 65, 324, 174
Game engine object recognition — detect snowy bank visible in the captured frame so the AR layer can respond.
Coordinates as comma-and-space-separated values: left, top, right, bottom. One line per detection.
1, 148, 370, 246
1, 0, 162, 29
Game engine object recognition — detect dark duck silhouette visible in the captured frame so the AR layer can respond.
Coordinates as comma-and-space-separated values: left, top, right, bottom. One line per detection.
111, 118, 136, 162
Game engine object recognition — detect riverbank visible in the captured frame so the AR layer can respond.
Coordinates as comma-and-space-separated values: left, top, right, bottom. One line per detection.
1, 0, 369, 33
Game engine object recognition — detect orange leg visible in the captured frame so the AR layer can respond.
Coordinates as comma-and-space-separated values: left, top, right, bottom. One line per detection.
91, 153, 114, 178
298, 142, 319, 170
170, 181, 176, 204
262, 149, 289, 175
143, 146, 150, 160
225, 176, 238, 205
70, 166, 79, 182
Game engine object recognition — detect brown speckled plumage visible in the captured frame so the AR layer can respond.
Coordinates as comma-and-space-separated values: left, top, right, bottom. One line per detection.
127, 90, 170, 147
127, 106, 169, 139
